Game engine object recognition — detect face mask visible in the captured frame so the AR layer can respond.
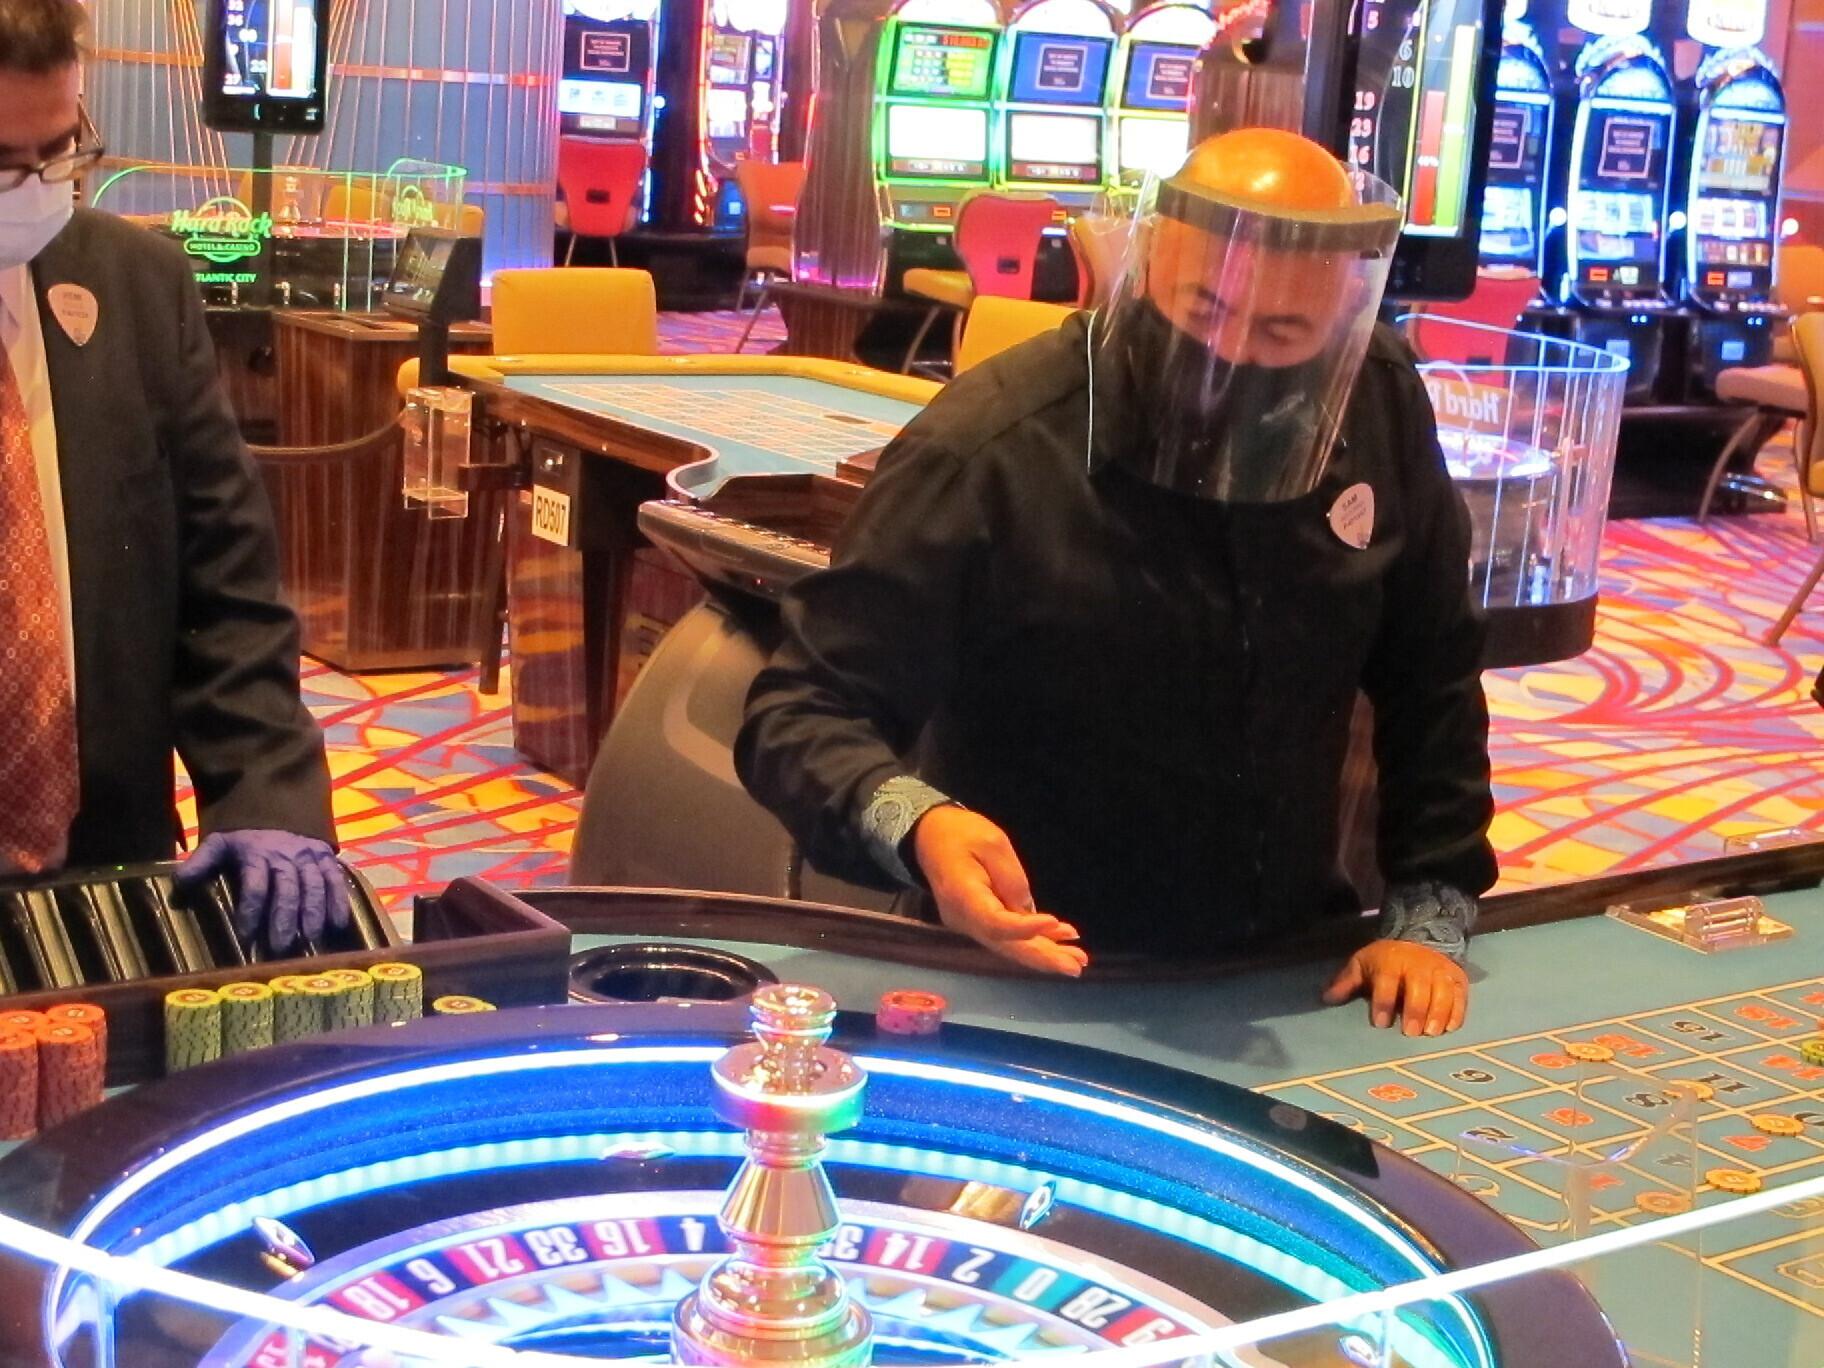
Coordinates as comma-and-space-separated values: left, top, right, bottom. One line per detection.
0, 177, 73, 270
1119, 298, 1326, 502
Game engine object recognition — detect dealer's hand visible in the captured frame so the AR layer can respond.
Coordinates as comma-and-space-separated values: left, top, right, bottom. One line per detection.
178, 830, 350, 953
1321, 939, 1468, 1036
913, 806, 1088, 976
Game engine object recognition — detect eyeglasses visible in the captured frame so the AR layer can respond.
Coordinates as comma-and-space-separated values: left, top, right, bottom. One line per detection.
0, 108, 104, 193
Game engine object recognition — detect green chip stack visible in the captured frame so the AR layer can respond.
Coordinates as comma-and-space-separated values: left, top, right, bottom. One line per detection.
218, 983, 276, 1055
369, 963, 424, 1024
270, 975, 326, 1042
321, 969, 376, 1030
164, 989, 223, 1072
1802, 1037, 1824, 1068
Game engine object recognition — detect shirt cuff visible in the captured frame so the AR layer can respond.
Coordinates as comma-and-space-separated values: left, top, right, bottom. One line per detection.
860, 775, 955, 888
1377, 880, 1477, 962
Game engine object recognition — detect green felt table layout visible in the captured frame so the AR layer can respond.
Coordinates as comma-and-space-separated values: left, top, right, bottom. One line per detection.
574, 882, 1824, 1364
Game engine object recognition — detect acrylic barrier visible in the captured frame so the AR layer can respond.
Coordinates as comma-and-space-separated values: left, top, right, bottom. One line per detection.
88, 159, 468, 310
1400, 316, 1628, 622
5, 1023, 1822, 1367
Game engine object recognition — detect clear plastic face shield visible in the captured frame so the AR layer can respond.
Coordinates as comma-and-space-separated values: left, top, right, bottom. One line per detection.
1088, 163, 1402, 503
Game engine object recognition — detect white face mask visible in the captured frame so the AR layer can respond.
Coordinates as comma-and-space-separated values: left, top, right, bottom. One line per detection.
0, 177, 74, 270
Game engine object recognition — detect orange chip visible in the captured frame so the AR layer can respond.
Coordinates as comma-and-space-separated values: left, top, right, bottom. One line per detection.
1565, 1042, 1615, 1063
1750, 1113, 1804, 1137
1637, 1190, 1692, 1215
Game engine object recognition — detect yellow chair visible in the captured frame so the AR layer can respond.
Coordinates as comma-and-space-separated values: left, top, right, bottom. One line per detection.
1770, 244, 1824, 364
1068, 213, 1130, 310
396, 267, 660, 393
954, 297, 1075, 376
325, 179, 383, 225
1762, 314, 1824, 644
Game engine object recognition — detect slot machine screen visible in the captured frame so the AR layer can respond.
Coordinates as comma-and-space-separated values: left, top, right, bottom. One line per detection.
885, 104, 992, 179
560, 8, 652, 135
706, 86, 750, 141
203, 0, 330, 132
1480, 185, 1537, 258
1120, 42, 1196, 110
1699, 116, 1781, 197
1487, 103, 1536, 174
1594, 113, 1658, 180
887, 24, 998, 100
1118, 115, 1190, 177
710, 31, 753, 85
1351, 0, 1501, 297
1009, 33, 1113, 106
1007, 111, 1103, 182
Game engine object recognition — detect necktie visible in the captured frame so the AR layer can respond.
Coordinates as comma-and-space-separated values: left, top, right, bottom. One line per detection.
0, 334, 77, 873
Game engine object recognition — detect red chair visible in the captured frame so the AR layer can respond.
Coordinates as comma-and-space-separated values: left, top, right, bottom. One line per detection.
902, 191, 1063, 371
1405, 268, 1543, 365
557, 137, 647, 266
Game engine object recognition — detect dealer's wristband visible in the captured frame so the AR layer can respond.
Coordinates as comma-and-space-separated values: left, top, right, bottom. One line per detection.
861, 775, 957, 888
1377, 880, 1477, 962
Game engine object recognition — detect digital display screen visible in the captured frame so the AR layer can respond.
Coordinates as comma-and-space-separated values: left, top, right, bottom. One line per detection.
561, 13, 651, 133
1699, 117, 1782, 197
1694, 197, 1770, 243
885, 104, 991, 178
706, 85, 749, 141
385, 233, 455, 314
1350, 0, 1486, 240
1574, 187, 1660, 285
887, 24, 997, 100
1595, 114, 1657, 180
1479, 184, 1537, 260
1121, 43, 1195, 111
204, 0, 329, 129
709, 31, 752, 85
1007, 111, 1103, 182
1487, 104, 1534, 172
215, 0, 324, 99
1117, 114, 1189, 176
1008, 34, 1112, 106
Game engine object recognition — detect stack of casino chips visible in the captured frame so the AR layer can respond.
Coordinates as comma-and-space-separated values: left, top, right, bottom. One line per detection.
6, 1004, 108, 1130
219, 983, 276, 1055
370, 963, 425, 1024
322, 969, 376, 1030
164, 988, 224, 1071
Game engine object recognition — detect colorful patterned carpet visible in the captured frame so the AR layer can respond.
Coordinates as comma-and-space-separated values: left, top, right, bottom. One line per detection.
177, 307, 1824, 909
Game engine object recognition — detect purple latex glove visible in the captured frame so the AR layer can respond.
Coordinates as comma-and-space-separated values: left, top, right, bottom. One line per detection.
177, 831, 350, 951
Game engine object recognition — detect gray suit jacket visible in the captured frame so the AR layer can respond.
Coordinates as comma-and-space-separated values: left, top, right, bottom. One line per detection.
29, 208, 333, 865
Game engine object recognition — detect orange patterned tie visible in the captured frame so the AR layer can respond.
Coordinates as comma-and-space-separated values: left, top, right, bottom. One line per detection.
0, 341, 77, 873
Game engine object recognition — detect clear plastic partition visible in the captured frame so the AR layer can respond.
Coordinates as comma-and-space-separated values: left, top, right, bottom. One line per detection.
1399, 316, 1628, 614
87, 159, 467, 310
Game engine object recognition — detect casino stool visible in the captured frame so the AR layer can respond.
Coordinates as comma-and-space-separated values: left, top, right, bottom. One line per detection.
557, 137, 648, 267
570, 598, 896, 912
1772, 245, 1824, 364
902, 190, 1062, 374
1756, 314, 1824, 644
733, 161, 804, 353
453, 202, 486, 238
954, 298, 1076, 376
1696, 359, 1812, 537
1404, 269, 1542, 364
1068, 212, 1128, 310
394, 268, 659, 392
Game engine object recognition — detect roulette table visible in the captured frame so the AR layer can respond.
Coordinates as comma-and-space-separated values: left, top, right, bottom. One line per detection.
0, 885, 1627, 1368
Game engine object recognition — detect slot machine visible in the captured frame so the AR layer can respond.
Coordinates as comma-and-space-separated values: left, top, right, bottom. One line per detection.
873, 0, 1006, 273
559, 0, 662, 148
1112, 3, 1217, 185
699, 0, 793, 227
1549, 28, 1677, 399
1672, 47, 1786, 388
995, 0, 1123, 208
1478, 22, 1555, 277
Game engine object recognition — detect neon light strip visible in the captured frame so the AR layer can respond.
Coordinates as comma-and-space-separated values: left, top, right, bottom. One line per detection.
1058, 1170, 1824, 1368
61, 1045, 1484, 1365
126, 1128, 1461, 1368
0, 1209, 587, 1368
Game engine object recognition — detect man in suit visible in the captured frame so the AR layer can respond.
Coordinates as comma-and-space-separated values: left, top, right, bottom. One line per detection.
0, 0, 348, 948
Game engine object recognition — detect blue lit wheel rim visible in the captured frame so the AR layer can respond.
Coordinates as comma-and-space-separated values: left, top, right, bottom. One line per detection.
206, 1193, 1236, 1365
0, 1003, 1626, 1366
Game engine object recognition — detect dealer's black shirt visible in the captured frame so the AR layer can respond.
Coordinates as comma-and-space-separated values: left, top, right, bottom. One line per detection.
736, 313, 1496, 955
